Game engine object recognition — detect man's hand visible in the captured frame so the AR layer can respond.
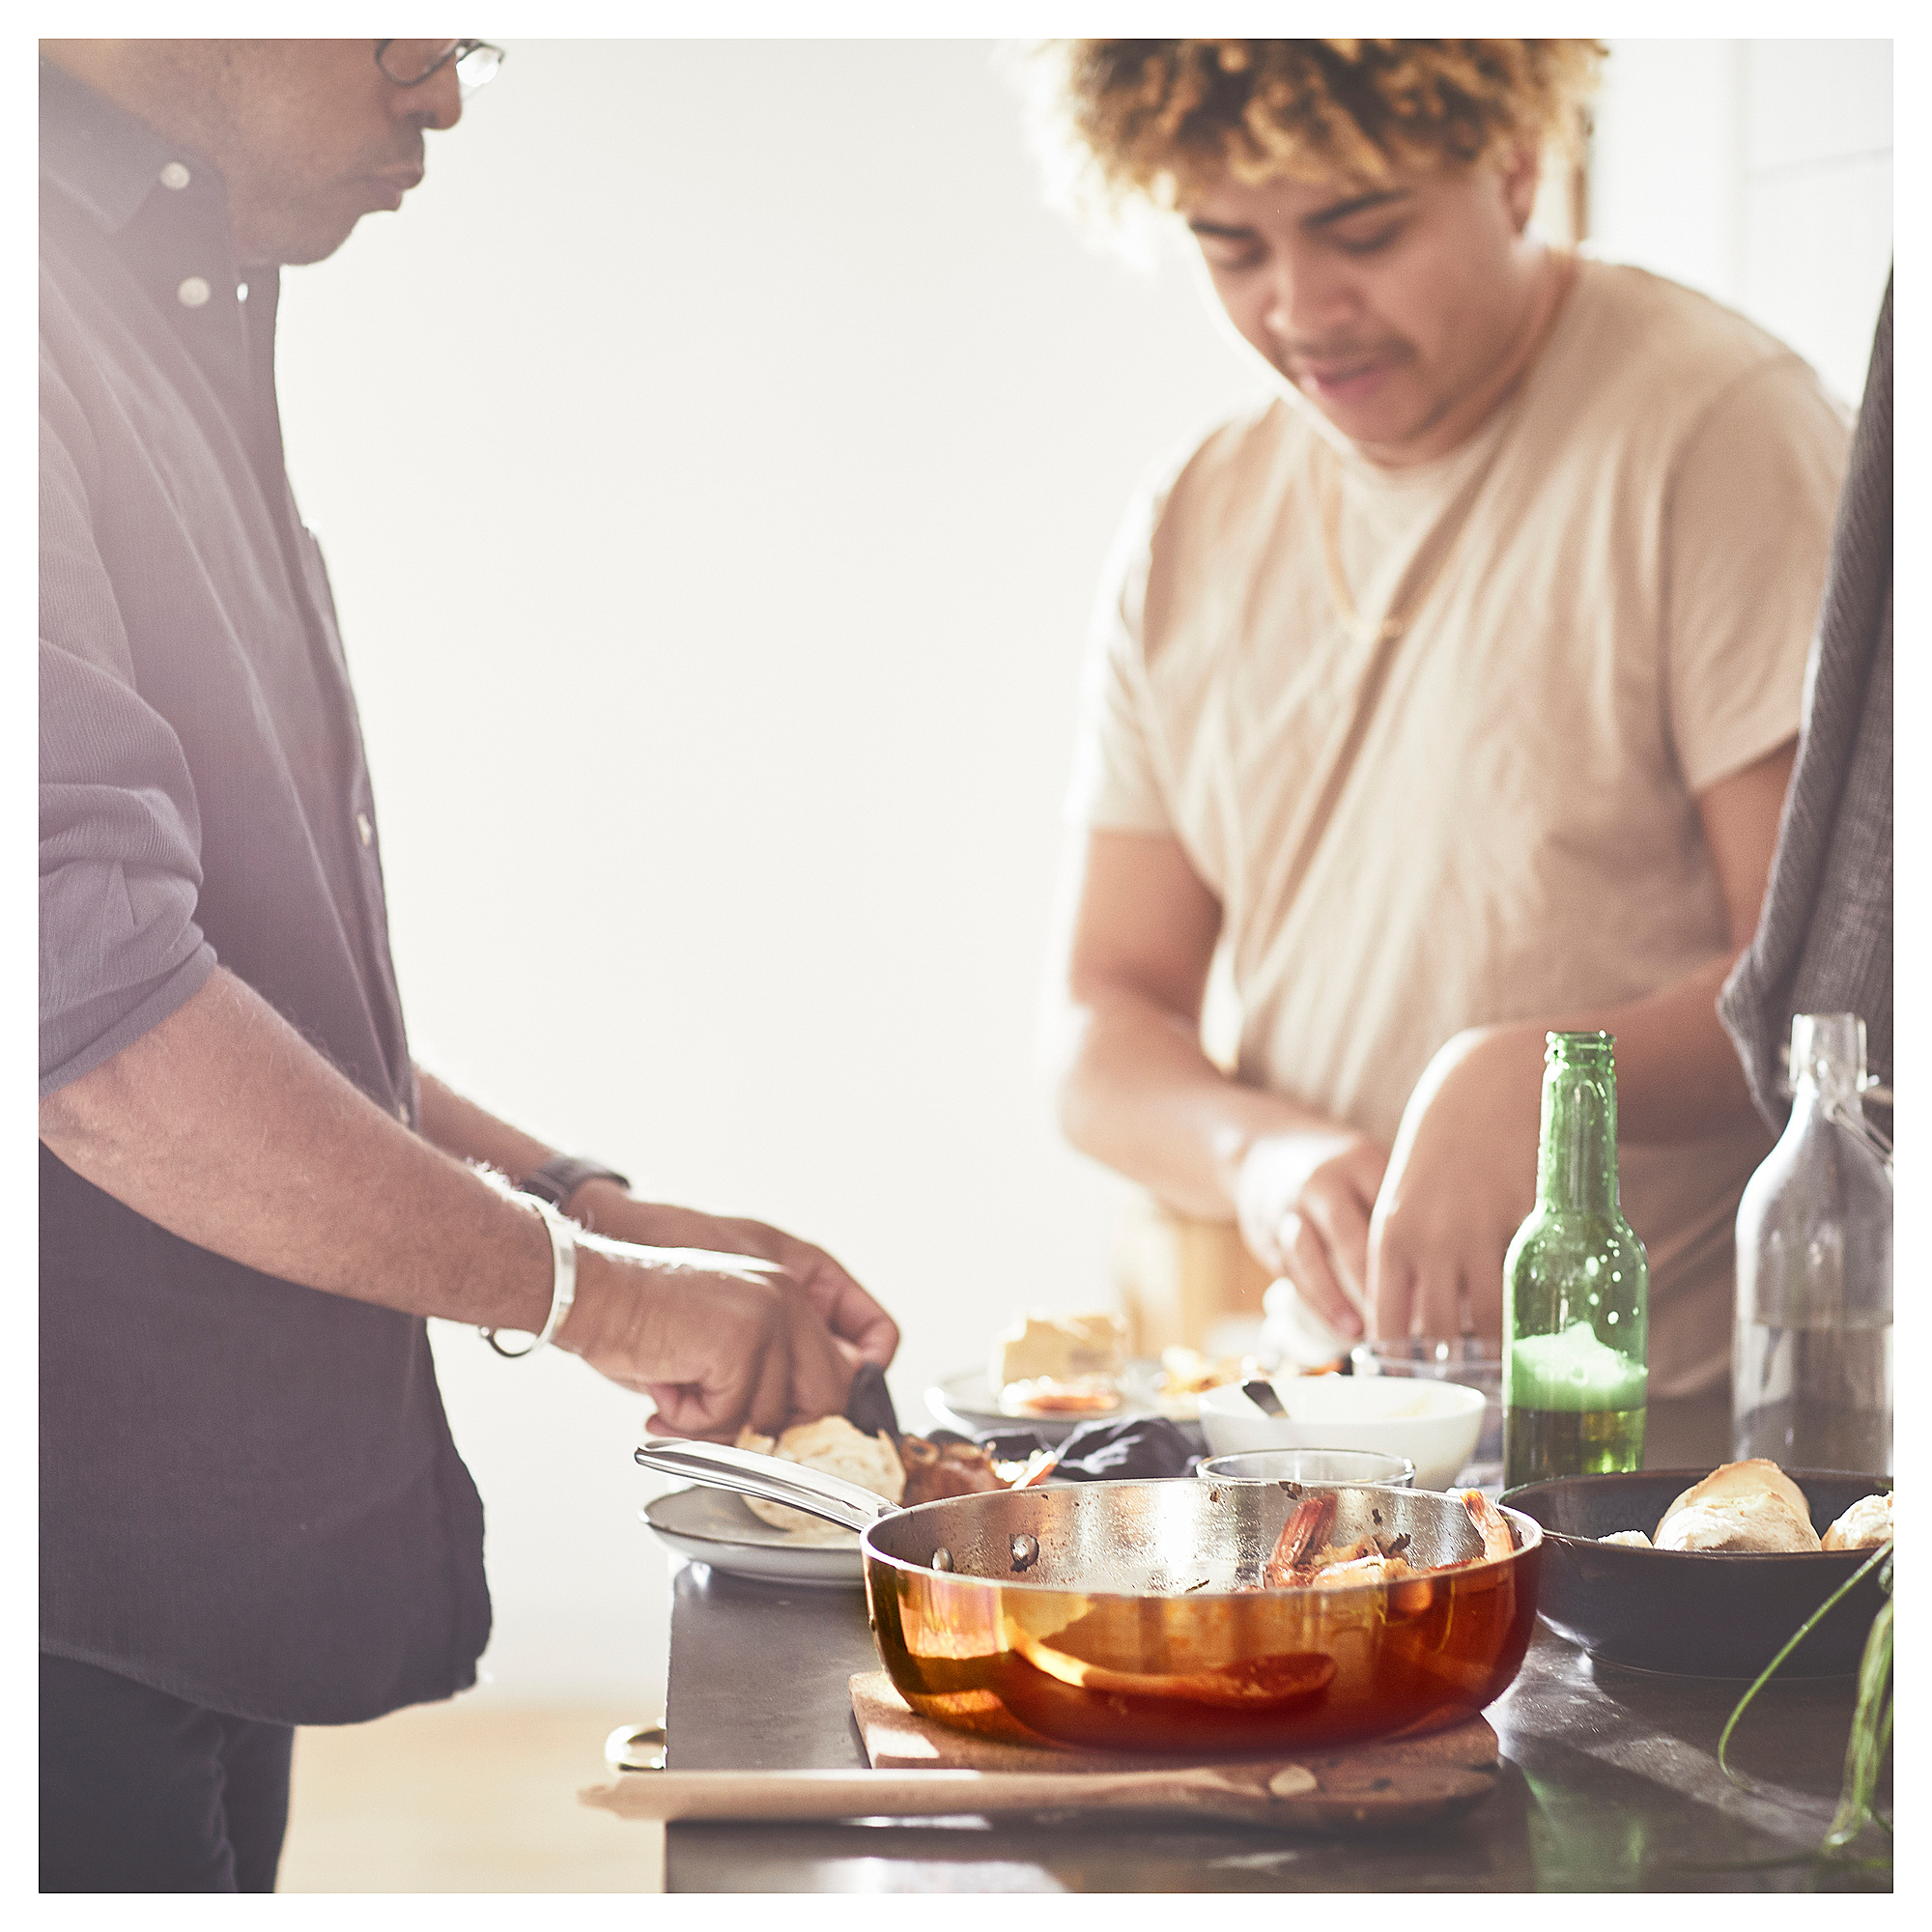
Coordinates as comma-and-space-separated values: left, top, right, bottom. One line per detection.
409, 1073, 901, 1375
1362, 744, 1798, 1345
1367, 1026, 1544, 1346
557, 1240, 856, 1441
568, 1186, 900, 1371
1236, 1129, 1391, 1341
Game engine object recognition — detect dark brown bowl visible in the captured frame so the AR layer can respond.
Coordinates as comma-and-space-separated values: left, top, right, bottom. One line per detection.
1502, 1468, 1891, 1677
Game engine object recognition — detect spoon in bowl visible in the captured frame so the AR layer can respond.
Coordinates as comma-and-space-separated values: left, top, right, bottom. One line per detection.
1241, 1378, 1289, 1418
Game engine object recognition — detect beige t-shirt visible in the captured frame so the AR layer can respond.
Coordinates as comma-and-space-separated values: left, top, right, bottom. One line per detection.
1069, 261, 1850, 1396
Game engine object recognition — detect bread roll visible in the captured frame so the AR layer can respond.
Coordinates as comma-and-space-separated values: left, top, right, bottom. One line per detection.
1655, 1459, 1816, 1546
733, 1417, 904, 1537
1655, 1492, 1819, 1552
1822, 1492, 1892, 1551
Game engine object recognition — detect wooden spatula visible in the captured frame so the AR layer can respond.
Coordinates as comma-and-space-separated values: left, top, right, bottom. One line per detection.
582, 1754, 1497, 1835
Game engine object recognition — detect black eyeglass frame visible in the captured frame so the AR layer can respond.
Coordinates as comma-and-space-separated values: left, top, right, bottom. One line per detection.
373, 40, 505, 89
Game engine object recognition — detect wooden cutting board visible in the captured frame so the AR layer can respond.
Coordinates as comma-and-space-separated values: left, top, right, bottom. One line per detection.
581, 1675, 1500, 1837
848, 1671, 1500, 1833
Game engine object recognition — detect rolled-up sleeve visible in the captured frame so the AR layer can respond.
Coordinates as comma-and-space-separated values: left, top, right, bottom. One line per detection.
1663, 355, 1849, 795
1064, 478, 1178, 835
40, 366, 215, 1096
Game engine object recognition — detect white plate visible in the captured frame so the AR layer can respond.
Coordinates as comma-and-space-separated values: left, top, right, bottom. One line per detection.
925, 1359, 1175, 1439
641, 1486, 864, 1588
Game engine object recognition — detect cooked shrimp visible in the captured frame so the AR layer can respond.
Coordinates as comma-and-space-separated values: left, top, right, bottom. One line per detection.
1461, 1489, 1516, 1562
1262, 1491, 1336, 1588
1240, 1492, 1500, 1592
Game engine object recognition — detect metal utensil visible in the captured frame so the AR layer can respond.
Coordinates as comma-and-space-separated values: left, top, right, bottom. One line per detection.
1242, 1378, 1289, 1417
636, 1434, 1541, 1756
1199, 1447, 1414, 1488
603, 1722, 668, 1773
843, 1359, 902, 1443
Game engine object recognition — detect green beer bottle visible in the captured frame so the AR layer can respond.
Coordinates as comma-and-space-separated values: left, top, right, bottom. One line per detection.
1502, 1031, 1648, 1488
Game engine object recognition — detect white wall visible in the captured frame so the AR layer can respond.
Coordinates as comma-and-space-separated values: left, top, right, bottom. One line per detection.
274, 41, 1264, 1708
1589, 38, 1892, 405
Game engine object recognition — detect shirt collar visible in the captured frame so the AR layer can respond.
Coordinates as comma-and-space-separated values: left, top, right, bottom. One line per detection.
41, 56, 194, 234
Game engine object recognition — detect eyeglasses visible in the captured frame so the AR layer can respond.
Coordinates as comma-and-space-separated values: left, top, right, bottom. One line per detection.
374, 40, 505, 95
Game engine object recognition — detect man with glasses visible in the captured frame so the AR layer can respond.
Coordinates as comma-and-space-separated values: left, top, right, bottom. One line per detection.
38, 40, 896, 1890
382, 37, 505, 89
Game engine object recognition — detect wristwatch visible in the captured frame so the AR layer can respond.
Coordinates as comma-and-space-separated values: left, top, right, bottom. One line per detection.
517, 1154, 633, 1211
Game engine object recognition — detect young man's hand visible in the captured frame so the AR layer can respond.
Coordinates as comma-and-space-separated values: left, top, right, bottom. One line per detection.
564, 1188, 900, 1371
1366, 1025, 1544, 1347
556, 1240, 856, 1441
1236, 1129, 1390, 1341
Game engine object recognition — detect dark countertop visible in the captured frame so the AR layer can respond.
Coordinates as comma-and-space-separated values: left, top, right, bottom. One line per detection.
657, 1394, 1889, 1892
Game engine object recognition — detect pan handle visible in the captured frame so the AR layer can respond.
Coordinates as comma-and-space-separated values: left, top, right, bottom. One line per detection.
636, 1434, 895, 1532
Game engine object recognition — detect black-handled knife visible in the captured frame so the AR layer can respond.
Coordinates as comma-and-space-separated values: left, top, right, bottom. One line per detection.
1241, 1378, 1289, 1418
843, 1359, 902, 1443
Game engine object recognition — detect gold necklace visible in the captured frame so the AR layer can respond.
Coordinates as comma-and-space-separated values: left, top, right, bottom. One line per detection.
1319, 462, 1449, 648
1317, 420, 1523, 652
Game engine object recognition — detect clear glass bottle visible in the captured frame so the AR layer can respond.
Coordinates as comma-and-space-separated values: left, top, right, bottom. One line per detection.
1503, 1032, 1649, 1489
1734, 1012, 1893, 1473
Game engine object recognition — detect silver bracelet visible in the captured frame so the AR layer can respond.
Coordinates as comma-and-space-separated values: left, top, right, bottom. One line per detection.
481, 1191, 579, 1358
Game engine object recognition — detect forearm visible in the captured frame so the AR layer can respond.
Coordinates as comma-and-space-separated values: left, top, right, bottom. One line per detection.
41, 969, 553, 1331
415, 1067, 557, 1184
1511, 951, 1752, 1142
413, 1070, 721, 1249
414, 1059, 896, 1369
414, 1071, 726, 1244
1056, 988, 1341, 1218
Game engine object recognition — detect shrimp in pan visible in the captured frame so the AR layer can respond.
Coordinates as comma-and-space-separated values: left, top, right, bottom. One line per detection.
1460, 1488, 1518, 1562
1253, 1488, 1515, 1590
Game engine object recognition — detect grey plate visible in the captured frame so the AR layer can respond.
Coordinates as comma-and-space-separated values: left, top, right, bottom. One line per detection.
641, 1486, 863, 1588
925, 1359, 1176, 1440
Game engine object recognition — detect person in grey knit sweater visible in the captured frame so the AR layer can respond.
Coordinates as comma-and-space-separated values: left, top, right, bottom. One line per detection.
1719, 274, 1892, 1139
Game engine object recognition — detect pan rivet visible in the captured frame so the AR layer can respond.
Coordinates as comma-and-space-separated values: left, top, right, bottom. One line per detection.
930, 1548, 953, 1572
1009, 1533, 1039, 1573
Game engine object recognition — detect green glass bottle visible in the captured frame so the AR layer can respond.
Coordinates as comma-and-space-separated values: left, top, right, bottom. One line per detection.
1502, 1031, 1649, 1489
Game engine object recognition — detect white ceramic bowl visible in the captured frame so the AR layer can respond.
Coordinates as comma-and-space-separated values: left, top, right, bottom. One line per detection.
1195, 1377, 1489, 1492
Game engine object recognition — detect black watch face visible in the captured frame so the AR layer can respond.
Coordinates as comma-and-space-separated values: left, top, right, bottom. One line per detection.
522, 1158, 628, 1208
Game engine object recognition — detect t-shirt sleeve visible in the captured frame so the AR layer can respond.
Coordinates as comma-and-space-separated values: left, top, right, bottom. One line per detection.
40, 355, 215, 1097
1064, 476, 1178, 834
1664, 355, 1851, 795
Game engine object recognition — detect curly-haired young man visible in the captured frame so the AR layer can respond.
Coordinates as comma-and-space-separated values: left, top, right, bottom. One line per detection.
1040, 41, 1849, 1395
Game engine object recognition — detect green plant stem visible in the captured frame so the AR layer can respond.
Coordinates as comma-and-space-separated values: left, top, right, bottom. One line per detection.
1826, 1590, 1894, 1849
1717, 1538, 1892, 1795
1674, 1850, 1893, 1876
